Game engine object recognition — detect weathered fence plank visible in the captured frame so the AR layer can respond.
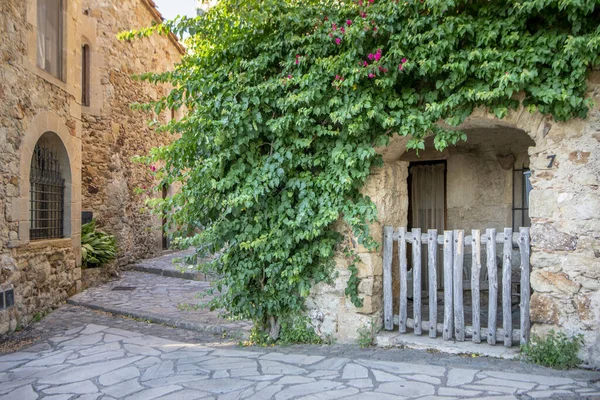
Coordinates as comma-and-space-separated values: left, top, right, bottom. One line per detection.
399, 227, 408, 333
471, 230, 481, 344
412, 228, 422, 335
428, 229, 438, 338
398, 317, 521, 342
443, 231, 454, 341
502, 228, 513, 347
453, 230, 465, 341
486, 228, 498, 345
519, 227, 531, 345
383, 226, 394, 331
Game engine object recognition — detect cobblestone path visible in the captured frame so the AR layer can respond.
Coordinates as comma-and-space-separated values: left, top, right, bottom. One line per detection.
1, 320, 599, 399
68, 271, 252, 337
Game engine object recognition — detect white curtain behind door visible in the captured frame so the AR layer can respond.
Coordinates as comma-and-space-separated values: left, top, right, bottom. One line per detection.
410, 163, 445, 292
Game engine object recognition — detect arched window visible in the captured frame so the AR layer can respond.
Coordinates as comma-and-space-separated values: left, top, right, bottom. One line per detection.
30, 132, 71, 240
81, 44, 90, 106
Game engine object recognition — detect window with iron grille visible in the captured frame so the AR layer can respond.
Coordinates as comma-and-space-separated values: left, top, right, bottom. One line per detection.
30, 144, 65, 240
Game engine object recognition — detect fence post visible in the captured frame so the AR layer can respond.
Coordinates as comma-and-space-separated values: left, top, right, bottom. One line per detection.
471, 229, 481, 343
412, 228, 422, 335
443, 230, 454, 340
383, 225, 394, 331
453, 229, 465, 341
502, 228, 513, 347
399, 227, 408, 333
519, 227, 531, 345
486, 228, 498, 345
428, 229, 438, 338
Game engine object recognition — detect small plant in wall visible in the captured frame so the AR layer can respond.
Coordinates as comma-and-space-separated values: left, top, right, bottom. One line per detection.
81, 220, 117, 268
357, 318, 380, 348
520, 330, 584, 370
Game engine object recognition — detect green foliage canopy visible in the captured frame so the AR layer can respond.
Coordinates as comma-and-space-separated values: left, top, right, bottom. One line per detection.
121, 0, 600, 335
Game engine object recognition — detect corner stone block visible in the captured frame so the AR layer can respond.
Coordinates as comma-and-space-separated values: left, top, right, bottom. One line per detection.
357, 253, 382, 278
529, 190, 558, 219
530, 269, 581, 295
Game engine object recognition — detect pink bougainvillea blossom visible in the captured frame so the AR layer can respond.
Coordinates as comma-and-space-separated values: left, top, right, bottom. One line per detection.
288, 74, 293, 79
340, 27, 345, 34
363, 61, 368, 66
329, 33, 333, 37
373, 26, 378, 32
360, 11, 367, 18
335, 37, 341, 45
368, 73, 376, 78
332, 23, 337, 31
368, 0, 374, 3
150, 165, 156, 172
368, 53, 374, 60
401, 57, 407, 63
346, 19, 352, 26
374, 49, 382, 61
398, 64, 404, 71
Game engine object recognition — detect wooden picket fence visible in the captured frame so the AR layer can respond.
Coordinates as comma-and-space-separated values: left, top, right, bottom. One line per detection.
382, 227, 531, 347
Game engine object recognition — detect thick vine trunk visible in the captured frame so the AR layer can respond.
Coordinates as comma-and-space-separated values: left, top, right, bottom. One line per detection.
268, 315, 281, 341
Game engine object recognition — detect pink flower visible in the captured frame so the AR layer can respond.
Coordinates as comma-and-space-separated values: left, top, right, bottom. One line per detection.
335, 37, 341, 45
335, 75, 341, 80
373, 26, 378, 31
332, 23, 337, 31
150, 165, 156, 172
295, 59, 299, 65
288, 74, 292, 79
401, 57, 407, 63
358, 0, 363, 5
368, 53, 374, 60
340, 27, 345, 34
329, 33, 333, 37
346, 20, 352, 26
363, 61, 368, 67
368, 73, 375, 78
360, 11, 367, 18
368, 0, 374, 3
374, 51, 381, 61
398, 64, 404, 71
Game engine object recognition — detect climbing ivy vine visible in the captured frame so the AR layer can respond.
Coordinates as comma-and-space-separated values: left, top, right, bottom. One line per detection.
121, 0, 600, 339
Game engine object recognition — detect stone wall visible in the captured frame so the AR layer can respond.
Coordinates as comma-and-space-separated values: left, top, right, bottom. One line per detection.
80, 0, 182, 266
0, 1, 83, 333
310, 75, 600, 368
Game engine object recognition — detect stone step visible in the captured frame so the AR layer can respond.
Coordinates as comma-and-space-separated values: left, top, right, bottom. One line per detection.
127, 263, 218, 282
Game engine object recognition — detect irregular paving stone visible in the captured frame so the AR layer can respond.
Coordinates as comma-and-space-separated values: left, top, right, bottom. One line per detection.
259, 353, 324, 365
358, 359, 446, 376
298, 387, 360, 399
462, 384, 517, 394
124, 385, 182, 400
98, 366, 140, 386
372, 369, 405, 382
482, 371, 575, 386
376, 380, 436, 397
306, 370, 339, 379
306, 357, 349, 370
43, 380, 98, 395
144, 374, 209, 388
23, 351, 73, 367
101, 378, 144, 398
276, 376, 315, 385
141, 360, 175, 381
347, 378, 374, 389
80, 324, 108, 335
528, 390, 576, 398
245, 384, 283, 400
124, 343, 162, 356
0, 361, 28, 372
446, 368, 478, 387
60, 333, 104, 347
38, 356, 143, 384
229, 367, 260, 377
0, 384, 38, 400
438, 387, 483, 397
274, 380, 342, 400
260, 360, 308, 375
477, 377, 536, 390
157, 389, 213, 400
184, 378, 253, 394
69, 350, 125, 365
405, 374, 441, 385
200, 357, 256, 371
341, 363, 369, 379
344, 393, 408, 400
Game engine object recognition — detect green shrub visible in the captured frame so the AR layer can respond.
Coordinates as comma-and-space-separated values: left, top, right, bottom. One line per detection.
521, 330, 583, 369
242, 314, 324, 346
81, 220, 117, 268
357, 318, 380, 348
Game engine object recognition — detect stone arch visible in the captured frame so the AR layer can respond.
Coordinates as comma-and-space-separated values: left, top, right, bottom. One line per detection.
15, 111, 81, 254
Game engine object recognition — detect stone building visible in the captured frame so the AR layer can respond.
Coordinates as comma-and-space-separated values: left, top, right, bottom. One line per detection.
309, 74, 600, 368
0, 0, 182, 333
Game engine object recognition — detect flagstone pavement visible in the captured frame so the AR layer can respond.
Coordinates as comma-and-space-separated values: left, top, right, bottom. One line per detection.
1, 307, 600, 400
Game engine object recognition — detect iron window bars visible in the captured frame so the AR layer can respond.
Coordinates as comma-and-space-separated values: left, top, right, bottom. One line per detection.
30, 144, 65, 240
